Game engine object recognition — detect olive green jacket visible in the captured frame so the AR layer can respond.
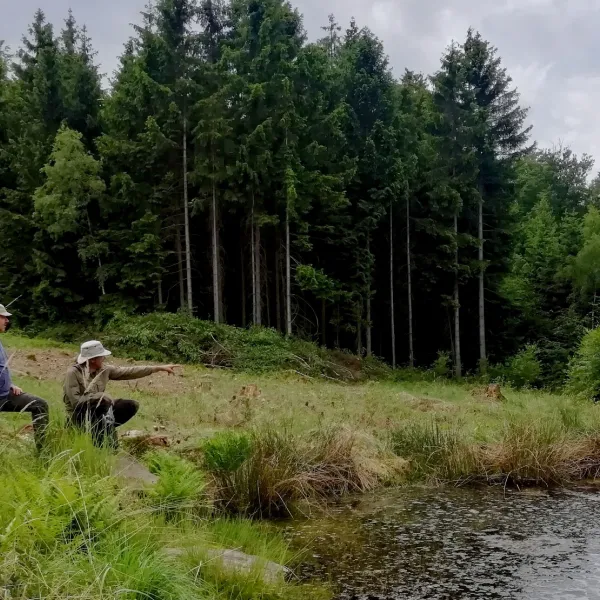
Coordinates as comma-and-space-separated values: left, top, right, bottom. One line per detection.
63, 363, 157, 413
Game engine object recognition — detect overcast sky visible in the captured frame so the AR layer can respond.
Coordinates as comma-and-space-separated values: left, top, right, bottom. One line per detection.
1, 0, 599, 172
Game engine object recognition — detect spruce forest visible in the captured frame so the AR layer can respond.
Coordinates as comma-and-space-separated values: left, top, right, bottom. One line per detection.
1, 0, 598, 384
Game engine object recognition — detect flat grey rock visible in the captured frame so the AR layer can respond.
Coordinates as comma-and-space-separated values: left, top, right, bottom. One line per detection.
165, 547, 290, 584
113, 453, 158, 488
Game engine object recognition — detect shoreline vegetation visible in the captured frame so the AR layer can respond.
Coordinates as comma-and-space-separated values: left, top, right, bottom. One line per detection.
3, 322, 600, 598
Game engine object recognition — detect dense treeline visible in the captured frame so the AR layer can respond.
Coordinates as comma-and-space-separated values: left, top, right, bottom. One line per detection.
1, 0, 599, 382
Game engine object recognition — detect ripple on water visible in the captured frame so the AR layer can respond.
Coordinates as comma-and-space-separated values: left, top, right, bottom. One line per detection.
284, 487, 600, 600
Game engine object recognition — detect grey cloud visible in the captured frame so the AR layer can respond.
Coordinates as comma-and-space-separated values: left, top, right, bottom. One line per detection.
1, 0, 599, 171
1, 0, 140, 80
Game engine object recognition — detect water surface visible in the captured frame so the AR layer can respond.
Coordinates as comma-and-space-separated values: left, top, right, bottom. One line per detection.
285, 487, 600, 599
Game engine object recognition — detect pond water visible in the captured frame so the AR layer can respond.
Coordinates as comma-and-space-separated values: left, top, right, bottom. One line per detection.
284, 487, 600, 599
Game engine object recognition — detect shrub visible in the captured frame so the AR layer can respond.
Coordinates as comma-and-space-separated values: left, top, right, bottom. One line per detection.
503, 344, 542, 389
478, 418, 600, 485
432, 351, 452, 379
103, 312, 390, 381
390, 417, 600, 486
567, 327, 600, 399
202, 426, 403, 517
22, 321, 95, 344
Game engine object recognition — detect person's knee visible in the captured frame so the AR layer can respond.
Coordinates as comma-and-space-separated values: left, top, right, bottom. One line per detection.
31, 396, 49, 415
20, 394, 48, 415
118, 399, 139, 416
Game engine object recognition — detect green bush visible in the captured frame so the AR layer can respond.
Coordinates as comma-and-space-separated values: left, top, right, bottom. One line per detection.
102, 311, 389, 381
503, 344, 542, 389
22, 321, 95, 344
0, 440, 317, 599
567, 327, 600, 399
432, 351, 452, 378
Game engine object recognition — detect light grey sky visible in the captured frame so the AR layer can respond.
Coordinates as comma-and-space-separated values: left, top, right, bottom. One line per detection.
2, 0, 599, 171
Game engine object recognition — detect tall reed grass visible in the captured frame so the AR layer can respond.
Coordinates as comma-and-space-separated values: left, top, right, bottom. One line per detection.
0, 426, 328, 600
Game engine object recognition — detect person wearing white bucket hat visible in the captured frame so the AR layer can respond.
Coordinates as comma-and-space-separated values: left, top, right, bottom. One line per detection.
63, 340, 180, 448
0, 303, 49, 450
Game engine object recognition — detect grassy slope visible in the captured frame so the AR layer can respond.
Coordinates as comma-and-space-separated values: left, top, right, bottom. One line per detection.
3, 332, 600, 597
2, 330, 594, 444
4, 331, 600, 481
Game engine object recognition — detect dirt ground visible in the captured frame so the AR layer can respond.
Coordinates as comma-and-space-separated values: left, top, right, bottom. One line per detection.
5, 346, 198, 397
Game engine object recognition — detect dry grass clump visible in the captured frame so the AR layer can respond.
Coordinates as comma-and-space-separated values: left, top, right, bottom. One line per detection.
202, 426, 405, 517
476, 420, 600, 486
391, 417, 600, 487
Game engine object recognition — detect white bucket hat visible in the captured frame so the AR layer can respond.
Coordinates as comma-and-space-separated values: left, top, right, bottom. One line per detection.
77, 340, 112, 364
0, 304, 12, 317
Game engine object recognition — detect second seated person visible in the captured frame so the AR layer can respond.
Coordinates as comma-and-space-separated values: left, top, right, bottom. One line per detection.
63, 340, 180, 447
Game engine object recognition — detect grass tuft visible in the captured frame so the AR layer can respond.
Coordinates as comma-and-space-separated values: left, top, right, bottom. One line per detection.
202, 426, 404, 517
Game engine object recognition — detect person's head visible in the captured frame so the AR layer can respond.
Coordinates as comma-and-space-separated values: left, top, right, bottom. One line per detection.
88, 356, 105, 371
77, 340, 112, 371
0, 304, 12, 333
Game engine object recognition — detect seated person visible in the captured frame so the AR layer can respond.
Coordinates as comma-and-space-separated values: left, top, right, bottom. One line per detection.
64, 340, 179, 447
0, 303, 49, 450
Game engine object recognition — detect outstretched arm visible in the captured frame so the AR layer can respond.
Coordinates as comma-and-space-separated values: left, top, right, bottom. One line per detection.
108, 364, 181, 381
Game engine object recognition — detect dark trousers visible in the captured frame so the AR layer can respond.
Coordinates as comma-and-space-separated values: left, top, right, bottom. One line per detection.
0, 391, 49, 449
71, 398, 139, 448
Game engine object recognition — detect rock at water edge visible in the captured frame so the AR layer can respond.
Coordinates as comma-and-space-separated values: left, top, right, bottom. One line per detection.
164, 547, 290, 585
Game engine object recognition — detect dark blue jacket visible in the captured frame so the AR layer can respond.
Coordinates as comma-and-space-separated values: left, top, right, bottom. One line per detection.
0, 339, 12, 398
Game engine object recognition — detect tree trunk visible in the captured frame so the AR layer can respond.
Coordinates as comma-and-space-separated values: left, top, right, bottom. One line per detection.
158, 280, 163, 306
478, 193, 486, 370
275, 246, 282, 332
285, 203, 292, 336
357, 307, 362, 355
176, 226, 185, 310
389, 203, 396, 369
406, 198, 414, 368
211, 175, 220, 323
241, 243, 246, 327
254, 223, 262, 326
251, 201, 256, 325
265, 251, 271, 328
321, 299, 327, 346
454, 213, 462, 378
366, 234, 372, 357
183, 115, 193, 314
